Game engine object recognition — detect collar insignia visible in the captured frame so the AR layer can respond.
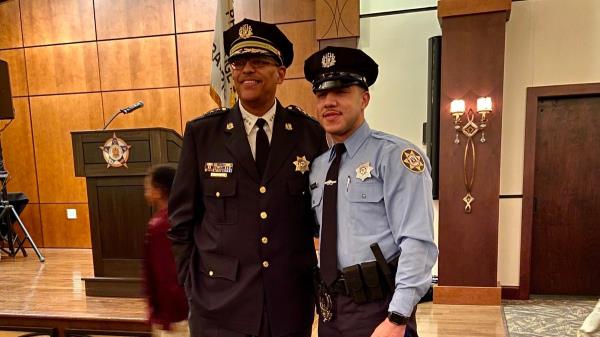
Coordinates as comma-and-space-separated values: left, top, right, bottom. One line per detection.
355, 162, 374, 181
285, 123, 293, 131
293, 155, 310, 174
401, 149, 425, 173
239, 24, 253, 39
321, 52, 336, 68
226, 122, 234, 130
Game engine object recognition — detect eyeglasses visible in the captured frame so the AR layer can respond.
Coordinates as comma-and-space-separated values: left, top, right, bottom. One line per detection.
229, 57, 279, 70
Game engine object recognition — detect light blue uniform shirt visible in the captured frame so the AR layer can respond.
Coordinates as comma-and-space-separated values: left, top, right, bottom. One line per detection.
309, 121, 438, 317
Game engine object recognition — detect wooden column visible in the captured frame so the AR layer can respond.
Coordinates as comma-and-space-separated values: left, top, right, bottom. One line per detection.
434, 0, 511, 305
315, 0, 359, 49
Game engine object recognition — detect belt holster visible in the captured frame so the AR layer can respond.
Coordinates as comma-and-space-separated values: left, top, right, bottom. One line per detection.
360, 261, 384, 301
342, 264, 367, 304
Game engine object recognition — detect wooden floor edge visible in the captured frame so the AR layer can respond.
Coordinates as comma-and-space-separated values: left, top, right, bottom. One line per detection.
433, 285, 502, 305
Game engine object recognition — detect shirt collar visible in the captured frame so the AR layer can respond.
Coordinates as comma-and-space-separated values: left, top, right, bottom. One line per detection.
239, 100, 277, 135
328, 121, 371, 162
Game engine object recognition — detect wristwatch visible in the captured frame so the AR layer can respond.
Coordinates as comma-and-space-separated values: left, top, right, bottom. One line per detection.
387, 311, 409, 326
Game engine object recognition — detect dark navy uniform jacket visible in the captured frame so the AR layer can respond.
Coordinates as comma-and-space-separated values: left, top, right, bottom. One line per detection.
168, 100, 328, 337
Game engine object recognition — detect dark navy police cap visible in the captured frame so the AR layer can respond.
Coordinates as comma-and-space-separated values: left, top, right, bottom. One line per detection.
304, 46, 378, 92
223, 18, 294, 68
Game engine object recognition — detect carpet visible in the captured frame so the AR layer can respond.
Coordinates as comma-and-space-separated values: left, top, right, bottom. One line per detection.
503, 296, 598, 337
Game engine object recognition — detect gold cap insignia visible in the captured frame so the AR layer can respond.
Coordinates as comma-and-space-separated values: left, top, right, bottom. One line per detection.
321, 52, 336, 68
226, 122, 234, 130
293, 155, 310, 174
355, 162, 374, 181
401, 149, 425, 173
285, 123, 293, 131
99, 133, 132, 168
239, 24, 253, 39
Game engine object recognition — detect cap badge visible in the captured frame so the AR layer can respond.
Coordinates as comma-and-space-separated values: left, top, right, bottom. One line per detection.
321, 52, 336, 68
401, 149, 425, 173
239, 24, 253, 39
355, 162, 374, 181
293, 155, 310, 174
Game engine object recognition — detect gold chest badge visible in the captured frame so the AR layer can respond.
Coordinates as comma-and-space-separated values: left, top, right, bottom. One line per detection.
401, 149, 425, 173
355, 162, 374, 181
293, 156, 310, 174
100, 133, 132, 168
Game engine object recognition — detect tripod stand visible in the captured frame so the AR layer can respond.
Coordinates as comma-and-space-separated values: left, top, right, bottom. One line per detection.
0, 174, 44, 262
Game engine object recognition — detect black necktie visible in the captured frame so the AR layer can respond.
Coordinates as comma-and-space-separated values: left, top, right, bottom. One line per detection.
320, 143, 346, 286
255, 118, 269, 177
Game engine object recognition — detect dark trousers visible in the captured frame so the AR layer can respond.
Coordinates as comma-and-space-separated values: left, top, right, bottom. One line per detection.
318, 293, 418, 337
189, 308, 311, 337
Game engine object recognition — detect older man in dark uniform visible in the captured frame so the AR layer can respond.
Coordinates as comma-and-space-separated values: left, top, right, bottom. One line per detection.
168, 19, 328, 337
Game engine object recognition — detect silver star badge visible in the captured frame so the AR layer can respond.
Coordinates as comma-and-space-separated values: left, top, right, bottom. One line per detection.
355, 162, 374, 181
293, 156, 310, 174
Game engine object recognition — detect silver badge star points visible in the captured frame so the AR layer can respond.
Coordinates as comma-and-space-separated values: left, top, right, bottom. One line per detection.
355, 162, 374, 181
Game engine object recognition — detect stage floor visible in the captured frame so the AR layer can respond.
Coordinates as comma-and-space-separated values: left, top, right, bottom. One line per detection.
0, 249, 146, 320
0, 249, 506, 337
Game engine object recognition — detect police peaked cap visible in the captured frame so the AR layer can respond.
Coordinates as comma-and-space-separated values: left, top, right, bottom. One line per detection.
304, 46, 378, 92
223, 18, 294, 68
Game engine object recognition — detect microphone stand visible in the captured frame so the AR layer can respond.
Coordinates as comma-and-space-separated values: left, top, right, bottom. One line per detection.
103, 110, 124, 130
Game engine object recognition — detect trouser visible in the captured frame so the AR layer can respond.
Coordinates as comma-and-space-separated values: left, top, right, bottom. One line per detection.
189, 307, 311, 337
318, 293, 418, 337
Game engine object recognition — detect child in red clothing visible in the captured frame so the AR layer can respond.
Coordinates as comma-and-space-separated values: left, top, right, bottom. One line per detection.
143, 165, 189, 337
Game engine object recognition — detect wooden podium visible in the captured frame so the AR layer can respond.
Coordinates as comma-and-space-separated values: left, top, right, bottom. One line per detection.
71, 128, 182, 297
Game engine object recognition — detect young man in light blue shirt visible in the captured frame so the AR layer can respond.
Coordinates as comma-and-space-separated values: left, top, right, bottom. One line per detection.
304, 47, 438, 337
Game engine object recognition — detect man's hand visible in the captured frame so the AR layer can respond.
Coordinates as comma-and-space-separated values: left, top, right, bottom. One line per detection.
370, 318, 406, 337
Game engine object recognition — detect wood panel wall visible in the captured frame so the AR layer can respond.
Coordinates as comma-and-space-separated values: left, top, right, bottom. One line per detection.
0, 0, 319, 248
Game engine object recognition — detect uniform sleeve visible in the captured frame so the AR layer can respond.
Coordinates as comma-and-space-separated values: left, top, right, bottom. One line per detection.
168, 122, 204, 285
381, 145, 438, 317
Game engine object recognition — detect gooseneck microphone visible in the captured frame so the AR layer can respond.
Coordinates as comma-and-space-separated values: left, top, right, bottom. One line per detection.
102, 101, 144, 130
120, 101, 144, 114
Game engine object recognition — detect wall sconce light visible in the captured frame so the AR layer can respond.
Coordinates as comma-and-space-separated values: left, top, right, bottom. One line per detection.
450, 97, 493, 213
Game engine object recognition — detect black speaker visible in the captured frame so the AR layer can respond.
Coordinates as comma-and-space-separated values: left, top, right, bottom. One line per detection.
423, 36, 441, 200
0, 59, 14, 120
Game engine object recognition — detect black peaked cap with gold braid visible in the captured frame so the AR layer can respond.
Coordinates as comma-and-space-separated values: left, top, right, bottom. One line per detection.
223, 18, 294, 68
304, 46, 378, 92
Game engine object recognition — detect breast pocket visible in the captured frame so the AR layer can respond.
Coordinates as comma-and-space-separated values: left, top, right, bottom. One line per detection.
203, 179, 237, 225
346, 182, 387, 235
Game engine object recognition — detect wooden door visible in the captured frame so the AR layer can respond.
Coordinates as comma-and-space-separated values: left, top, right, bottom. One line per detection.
531, 95, 600, 295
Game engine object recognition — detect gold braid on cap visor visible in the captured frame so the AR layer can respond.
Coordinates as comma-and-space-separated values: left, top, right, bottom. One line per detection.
230, 40, 283, 62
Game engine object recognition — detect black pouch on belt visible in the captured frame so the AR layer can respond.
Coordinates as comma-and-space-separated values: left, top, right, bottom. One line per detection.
360, 261, 384, 301
342, 265, 367, 304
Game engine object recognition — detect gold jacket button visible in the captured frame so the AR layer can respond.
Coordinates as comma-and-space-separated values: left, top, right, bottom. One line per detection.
215, 191, 221, 197
261, 237, 268, 244
260, 211, 268, 219
259, 186, 267, 194
262, 261, 269, 268
208, 270, 214, 276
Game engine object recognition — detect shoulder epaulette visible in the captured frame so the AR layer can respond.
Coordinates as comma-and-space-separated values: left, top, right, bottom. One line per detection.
286, 105, 318, 122
191, 107, 229, 122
